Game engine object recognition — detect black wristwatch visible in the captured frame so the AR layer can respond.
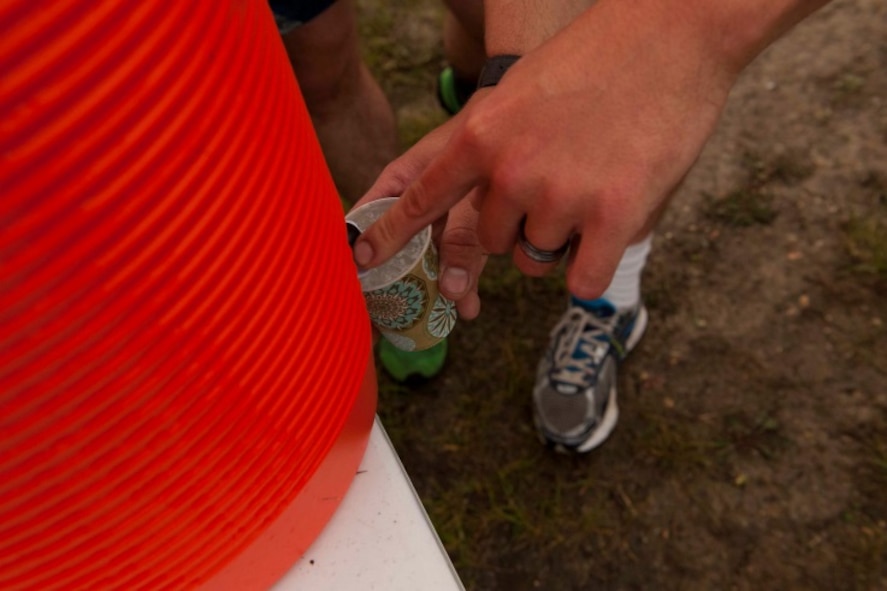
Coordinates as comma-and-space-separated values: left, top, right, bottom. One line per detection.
477, 55, 521, 89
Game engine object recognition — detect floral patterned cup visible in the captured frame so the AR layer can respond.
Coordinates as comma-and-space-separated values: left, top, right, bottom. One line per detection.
345, 197, 457, 351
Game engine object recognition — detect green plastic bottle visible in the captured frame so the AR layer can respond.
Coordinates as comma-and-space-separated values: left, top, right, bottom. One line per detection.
378, 338, 448, 382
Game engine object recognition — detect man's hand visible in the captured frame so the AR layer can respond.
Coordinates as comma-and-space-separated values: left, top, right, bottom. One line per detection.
354, 0, 832, 302
351, 115, 488, 319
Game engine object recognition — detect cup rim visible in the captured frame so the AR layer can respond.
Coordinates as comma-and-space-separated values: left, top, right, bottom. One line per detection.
345, 197, 431, 292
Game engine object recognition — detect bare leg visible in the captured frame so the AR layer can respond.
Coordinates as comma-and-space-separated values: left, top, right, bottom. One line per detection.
442, 0, 486, 85
281, 0, 398, 204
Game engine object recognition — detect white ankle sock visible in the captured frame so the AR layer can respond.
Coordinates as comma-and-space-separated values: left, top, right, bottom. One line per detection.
576, 234, 652, 310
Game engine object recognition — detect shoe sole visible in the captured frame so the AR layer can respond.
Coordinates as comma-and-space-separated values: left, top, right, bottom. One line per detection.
574, 382, 619, 453
539, 305, 649, 454
621, 305, 648, 358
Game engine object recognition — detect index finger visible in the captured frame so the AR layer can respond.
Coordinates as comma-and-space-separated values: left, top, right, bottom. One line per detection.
352, 140, 482, 269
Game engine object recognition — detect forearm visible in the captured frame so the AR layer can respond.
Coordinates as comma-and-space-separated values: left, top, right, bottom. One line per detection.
482, 0, 834, 73
700, 0, 835, 72
481, 0, 592, 54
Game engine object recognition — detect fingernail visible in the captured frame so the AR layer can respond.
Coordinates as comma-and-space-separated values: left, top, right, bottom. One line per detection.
353, 240, 373, 267
441, 267, 469, 296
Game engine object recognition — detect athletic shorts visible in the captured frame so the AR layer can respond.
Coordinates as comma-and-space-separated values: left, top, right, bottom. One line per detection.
269, 0, 336, 33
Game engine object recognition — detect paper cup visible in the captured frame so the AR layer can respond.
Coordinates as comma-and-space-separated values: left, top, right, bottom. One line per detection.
346, 197, 457, 351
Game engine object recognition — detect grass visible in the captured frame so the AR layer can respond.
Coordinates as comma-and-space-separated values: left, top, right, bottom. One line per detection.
628, 409, 723, 472
702, 153, 787, 228
829, 70, 870, 110
703, 187, 778, 227
839, 516, 887, 591
833, 72, 866, 96
842, 213, 887, 282
853, 414, 887, 520
702, 150, 818, 228
840, 414, 887, 588
720, 411, 786, 461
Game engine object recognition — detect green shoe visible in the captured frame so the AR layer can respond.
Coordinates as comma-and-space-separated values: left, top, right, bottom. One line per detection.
436, 67, 475, 116
378, 338, 448, 383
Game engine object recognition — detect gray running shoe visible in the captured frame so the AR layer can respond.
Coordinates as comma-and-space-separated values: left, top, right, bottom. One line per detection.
533, 299, 648, 453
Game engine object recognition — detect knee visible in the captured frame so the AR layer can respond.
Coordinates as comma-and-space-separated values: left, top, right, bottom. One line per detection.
280, 2, 363, 109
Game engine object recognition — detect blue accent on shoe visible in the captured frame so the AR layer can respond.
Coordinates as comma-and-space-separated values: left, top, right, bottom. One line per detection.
571, 296, 615, 316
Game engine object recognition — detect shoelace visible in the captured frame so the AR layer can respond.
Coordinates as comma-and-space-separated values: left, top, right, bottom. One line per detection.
549, 307, 621, 391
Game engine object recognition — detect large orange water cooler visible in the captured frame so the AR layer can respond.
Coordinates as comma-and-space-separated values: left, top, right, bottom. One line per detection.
1, 1, 376, 589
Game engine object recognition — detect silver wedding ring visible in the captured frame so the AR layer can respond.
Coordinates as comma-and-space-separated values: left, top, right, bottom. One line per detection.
517, 219, 570, 264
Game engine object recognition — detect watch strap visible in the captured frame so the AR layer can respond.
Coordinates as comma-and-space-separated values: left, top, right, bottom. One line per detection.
477, 55, 521, 89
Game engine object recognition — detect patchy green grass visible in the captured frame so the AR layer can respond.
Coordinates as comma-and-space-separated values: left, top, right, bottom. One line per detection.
627, 410, 723, 472
840, 413, 887, 587
702, 150, 818, 227
703, 187, 778, 227
840, 517, 887, 591
838, 171, 887, 292
853, 414, 887, 521
843, 216, 887, 278
702, 152, 791, 227
833, 72, 866, 96
719, 411, 787, 461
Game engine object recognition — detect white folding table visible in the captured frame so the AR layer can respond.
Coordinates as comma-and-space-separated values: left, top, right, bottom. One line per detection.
272, 417, 465, 590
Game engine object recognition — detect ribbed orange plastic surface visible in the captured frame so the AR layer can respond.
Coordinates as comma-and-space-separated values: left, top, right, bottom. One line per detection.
1, 1, 374, 589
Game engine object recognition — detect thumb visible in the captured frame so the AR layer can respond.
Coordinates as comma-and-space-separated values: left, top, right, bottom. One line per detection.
438, 195, 487, 320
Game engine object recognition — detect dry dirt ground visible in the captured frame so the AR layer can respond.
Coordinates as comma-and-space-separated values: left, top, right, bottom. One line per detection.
356, 1, 887, 589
